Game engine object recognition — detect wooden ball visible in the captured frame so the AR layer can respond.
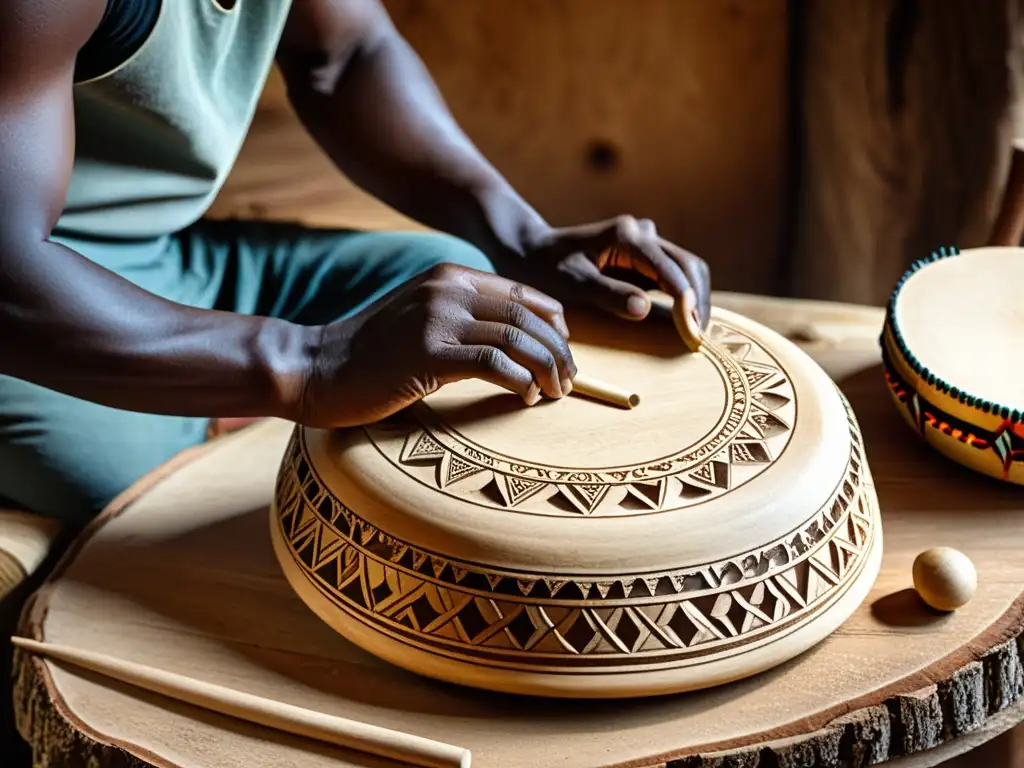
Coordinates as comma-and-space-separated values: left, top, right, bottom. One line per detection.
913, 547, 977, 611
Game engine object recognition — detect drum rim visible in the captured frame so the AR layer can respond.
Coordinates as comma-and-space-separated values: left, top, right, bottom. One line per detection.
287, 307, 860, 575
268, 489, 885, 698
883, 245, 1024, 425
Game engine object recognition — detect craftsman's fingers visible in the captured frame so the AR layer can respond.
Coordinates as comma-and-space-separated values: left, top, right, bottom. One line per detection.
598, 233, 699, 335
562, 255, 656, 322
459, 321, 570, 399
659, 238, 712, 331
446, 266, 570, 339
535, 215, 656, 258
615, 235, 694, 311
541, 216, 698, 326
467, 295, 576, 382
434, 344, 542, 406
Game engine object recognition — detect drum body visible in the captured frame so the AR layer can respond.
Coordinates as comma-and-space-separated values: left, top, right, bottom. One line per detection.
881, 246, 1024, 486
271, 307, 883, 698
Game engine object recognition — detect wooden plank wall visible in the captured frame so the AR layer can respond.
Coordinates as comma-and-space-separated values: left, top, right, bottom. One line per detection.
211, 0, 791, 296
211, 1, 1024, 307
790, 0, 1024, 305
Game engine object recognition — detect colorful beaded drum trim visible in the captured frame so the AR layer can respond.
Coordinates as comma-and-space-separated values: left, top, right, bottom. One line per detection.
881, 245, 1024, 480
883, 245, 1022, 424
881, 344, 1024, 477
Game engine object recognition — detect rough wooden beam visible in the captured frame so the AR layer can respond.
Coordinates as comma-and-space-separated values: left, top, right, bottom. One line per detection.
791, 0, 1024, 305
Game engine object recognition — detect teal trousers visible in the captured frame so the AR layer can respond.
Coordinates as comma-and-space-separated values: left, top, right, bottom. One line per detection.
0, 219, 493, 526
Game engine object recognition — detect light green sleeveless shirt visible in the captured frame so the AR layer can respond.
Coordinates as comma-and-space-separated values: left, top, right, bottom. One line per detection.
57, 0, 294, 240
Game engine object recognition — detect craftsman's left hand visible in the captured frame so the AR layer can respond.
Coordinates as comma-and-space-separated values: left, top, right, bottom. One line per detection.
514, 216, 711, 339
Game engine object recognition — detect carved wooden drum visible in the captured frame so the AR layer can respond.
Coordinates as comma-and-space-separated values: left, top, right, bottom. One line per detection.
881, 246, 1024, 486
270, 306, 883, 698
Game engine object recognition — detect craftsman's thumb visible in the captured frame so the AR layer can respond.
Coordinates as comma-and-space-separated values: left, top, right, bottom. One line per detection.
586, 273, 652, 321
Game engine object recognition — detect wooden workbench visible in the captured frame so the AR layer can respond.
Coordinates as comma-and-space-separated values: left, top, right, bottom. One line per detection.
10, 291, 1024, 768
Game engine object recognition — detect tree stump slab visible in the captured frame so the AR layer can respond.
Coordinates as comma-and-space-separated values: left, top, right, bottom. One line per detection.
12, 293, 1024, 768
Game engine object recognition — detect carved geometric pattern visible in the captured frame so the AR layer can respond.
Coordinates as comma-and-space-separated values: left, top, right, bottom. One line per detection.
275, 389, 876, 670
364, 321, 797, 517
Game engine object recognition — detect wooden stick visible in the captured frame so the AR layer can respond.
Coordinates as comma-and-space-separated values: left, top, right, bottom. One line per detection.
597, 248, 703, 352
570, 372, 640, 409
647, 297, 704, 353
12, 637, 471, 768
989, 140, 1024, 246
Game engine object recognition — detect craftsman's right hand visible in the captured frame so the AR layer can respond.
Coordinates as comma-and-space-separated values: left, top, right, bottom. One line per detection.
295, 264, 577, 428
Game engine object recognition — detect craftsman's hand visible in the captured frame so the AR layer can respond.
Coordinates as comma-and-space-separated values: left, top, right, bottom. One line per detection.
296, 264, 576, 428
513, 216, 711, 340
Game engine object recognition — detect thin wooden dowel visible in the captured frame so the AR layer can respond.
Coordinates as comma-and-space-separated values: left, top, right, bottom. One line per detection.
647, 299, 704, 353
570, 372, 640, 409
13, 637, 471, 768
596, 248, 703, 353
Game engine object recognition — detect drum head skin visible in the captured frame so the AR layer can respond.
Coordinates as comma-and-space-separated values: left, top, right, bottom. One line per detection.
882, 246, 1024, 486
271, 307, 882, 698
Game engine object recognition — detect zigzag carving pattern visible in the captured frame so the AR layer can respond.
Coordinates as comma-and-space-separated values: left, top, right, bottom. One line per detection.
362, 321, 797, 517
275, 391, 875, 669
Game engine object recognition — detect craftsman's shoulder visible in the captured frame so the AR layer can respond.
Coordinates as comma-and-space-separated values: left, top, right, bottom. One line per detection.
0, 0, 106, 81
280, 0, 394, 59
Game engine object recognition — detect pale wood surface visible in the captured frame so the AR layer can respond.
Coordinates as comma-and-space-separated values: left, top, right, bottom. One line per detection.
275, 301, 881, 698
13, 292, 1024, 767
791, 1, 1024, 305
13, 638, 471, 768
210, 0, 790, 295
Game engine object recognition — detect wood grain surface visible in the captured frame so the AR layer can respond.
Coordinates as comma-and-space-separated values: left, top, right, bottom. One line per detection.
210, 0, 790, 296
790, 0, 1024, 305
12, 292, 1024, 768
271, 302, 882, 699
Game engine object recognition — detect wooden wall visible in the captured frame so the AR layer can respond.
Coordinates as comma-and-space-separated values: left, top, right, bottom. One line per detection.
211, 1, 1024, 307
790, 0, 1024, 305
211, 0, 791, 296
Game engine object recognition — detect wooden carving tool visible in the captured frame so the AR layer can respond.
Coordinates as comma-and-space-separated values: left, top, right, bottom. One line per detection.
12, 636, 471, 768
569, 372, 640, 409
648, 295, 706, 352
596, 247, 704, 353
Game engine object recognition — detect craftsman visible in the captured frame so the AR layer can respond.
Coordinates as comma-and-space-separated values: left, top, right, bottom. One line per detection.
0, 0, 711, 526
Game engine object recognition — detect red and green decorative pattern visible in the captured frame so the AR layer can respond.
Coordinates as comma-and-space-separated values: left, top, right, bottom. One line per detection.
881, 246, 1024, 480
881, 344, 1024, 478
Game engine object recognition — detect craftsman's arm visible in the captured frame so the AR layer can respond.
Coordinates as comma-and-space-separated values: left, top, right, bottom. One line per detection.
275, 0, 548, 265
0, 0, 573, 426
276, 0, 712, 332
0, 0, 312, 418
